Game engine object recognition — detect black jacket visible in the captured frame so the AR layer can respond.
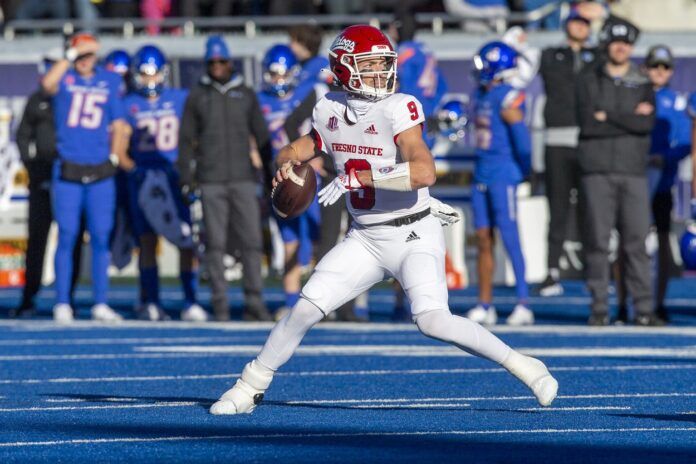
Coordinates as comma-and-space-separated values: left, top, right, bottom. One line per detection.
16, 89, 57, 180
539, 44, 598, 128
177, 74, 273, 186
576, 62, 655, 176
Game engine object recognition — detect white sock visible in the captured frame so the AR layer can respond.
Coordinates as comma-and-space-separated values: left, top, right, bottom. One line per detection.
415, 309, 511, 363
257, 297, 325, 370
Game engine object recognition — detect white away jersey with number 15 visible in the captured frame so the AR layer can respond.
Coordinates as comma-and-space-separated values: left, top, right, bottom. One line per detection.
311, 92, 430, 226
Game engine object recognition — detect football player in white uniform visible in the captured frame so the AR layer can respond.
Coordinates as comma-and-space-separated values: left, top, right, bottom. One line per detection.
210, 25, 558, 415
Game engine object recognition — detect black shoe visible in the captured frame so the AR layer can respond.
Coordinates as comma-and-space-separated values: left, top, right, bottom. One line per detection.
635, 314, 666, 327
243, 303, 273, 321
615, 305, 629, 325
588, 313, 610, 326
9, 304, 35, 319
539, 276, 563, 297
655, 305, 670, 323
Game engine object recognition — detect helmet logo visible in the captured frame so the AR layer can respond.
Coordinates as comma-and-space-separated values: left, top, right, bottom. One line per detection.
485, 47, 501, 63
332, 36, 356, 53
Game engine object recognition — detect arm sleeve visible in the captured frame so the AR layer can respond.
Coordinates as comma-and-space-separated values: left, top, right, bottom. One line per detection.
108, 81, 126, 122
284, 89, 318, 141
501, 89, 531, 176
16, 93, 37, 164
248, 90, 274, 187
176, 90, 198, 186
576, 73, 625, 138
605, 85, 656, 135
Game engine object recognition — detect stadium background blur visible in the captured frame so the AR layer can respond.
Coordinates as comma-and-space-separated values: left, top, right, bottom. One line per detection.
0, 0, 694, 321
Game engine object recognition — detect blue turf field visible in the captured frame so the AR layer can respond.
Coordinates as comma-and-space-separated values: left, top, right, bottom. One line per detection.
0, 280, 695, 463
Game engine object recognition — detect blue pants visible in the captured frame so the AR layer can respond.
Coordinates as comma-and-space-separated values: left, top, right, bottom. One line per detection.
277, 195, 321, 266
52, 171, 115, 305
471, 182, 529, 301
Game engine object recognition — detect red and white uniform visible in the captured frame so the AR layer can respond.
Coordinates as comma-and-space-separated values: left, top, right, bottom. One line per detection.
301, 92, 447, 318
311, 91, 430, 225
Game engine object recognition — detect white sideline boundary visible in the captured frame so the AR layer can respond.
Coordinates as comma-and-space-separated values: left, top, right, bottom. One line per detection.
0, 427, 694, 448
1, 320, 696, 336
1, 363, 695, 385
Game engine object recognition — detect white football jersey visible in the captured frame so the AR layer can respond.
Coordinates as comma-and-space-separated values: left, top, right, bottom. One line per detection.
311, 92, 431, 226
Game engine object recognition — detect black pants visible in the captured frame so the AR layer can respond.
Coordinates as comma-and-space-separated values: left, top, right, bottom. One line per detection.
544, 145, 583, 271
582, 174, 653, 316
200, 181, 264, 320
20, 164, 82, 309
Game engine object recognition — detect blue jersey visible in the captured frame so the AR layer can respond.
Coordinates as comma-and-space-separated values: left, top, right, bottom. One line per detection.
123, 88, 188, 167
397, 41, 448, 119
652, 87, 691, 193
473, 83, 527, 185
296, 56, 330, 92
52, 66, 125, 164
257, 85, 314, 157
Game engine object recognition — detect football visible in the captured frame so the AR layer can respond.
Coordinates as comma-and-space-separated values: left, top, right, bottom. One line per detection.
271, 163, 317, 219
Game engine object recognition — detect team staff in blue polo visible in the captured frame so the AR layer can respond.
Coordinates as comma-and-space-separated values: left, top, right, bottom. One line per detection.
41, 32, 132, 323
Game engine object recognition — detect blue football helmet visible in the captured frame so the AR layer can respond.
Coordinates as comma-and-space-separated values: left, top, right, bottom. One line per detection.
436, 99, 469, 141
473, 41, 518, 86
103, 49, 131, 77
131, 45, 168, 97
680, 223, 696, 271
262, 44, 299, 97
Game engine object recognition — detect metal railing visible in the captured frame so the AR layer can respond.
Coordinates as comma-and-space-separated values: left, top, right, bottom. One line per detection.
3, 2, 563, 40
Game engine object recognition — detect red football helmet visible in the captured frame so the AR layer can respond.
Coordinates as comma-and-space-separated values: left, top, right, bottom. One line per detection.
329, 25, 397, 100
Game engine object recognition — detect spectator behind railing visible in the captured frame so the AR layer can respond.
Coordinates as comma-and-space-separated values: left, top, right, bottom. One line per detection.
443, 0, 509, 32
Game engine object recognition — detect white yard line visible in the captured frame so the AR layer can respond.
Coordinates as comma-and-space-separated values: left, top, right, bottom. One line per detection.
0, 402, 198, 413
513, 406, 631, 412
287, 392, 696, 405
133, 344, 696, 359
2, 345, 696, 361
1, 363, 694, 385
0, 427, 694, 448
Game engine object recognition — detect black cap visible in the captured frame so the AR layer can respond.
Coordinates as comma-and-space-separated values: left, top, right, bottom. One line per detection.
600, 20, 640, 45
646, 45, 673, 67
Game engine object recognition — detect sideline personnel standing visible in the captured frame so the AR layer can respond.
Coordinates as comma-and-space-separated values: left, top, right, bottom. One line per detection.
538, 5, 597, 296
577, 20, 660, 326
178, 36, 274, 322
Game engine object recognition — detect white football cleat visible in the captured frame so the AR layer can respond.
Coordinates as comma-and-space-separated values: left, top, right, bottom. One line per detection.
136, 303, 169, 321
210, 360, 274, 415
506, 304, 535, 326
502, 350, 558, 407
53, 304, 74, 324
91, 304, 123, 322
466, 305, 497, 325
181, 303, 209, 322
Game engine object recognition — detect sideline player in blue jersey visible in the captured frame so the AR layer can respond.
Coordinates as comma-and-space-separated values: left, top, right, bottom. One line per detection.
103, 49, 137, 271
388, 14, 448, 148
288, 25, 331, 92
639, 45, 691, 322
41, 33, 131, 323
689, 88, 696, 220
122, 45, 209, 322
465, 41, 533, 326
257, 44, 320, 318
